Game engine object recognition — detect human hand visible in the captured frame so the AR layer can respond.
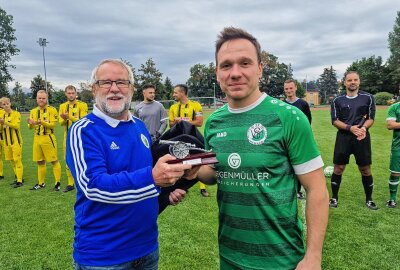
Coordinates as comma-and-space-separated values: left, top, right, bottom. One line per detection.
183, 165, 201, 180
355, 126, 366, 141
295, 256, 321, 270
60, 112, 69, 120
169, 189, 186, 206
0, 118, 4, 124
152, 154, 192, 187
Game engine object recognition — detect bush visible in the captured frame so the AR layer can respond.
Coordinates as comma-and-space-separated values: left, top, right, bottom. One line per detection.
374, 92, 393, 105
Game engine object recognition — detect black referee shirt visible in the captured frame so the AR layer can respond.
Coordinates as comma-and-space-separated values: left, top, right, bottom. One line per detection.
331, 91, 376, 126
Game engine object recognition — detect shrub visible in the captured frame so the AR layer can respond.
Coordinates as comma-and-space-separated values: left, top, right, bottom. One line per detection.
374, 92, 393, 105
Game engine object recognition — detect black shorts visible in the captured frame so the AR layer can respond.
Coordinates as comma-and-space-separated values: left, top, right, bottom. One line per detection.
333, 131, 372, 166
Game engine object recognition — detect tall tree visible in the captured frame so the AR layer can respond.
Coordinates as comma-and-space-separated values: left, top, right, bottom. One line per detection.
295, 80, 306, 98
30, 74, 53, 99
186, 62, 218, 98
317, 66, 338, 103
78, 82, 93, 107
388, 11, 400, 93
260, 51, 293, 97
164, 77, 174, 100
0, 8, 19, 96
11, 81, 25, 108
345, 56, 387, 94
136, 58, 164, 101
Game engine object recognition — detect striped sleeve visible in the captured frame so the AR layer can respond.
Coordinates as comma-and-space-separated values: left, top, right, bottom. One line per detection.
66, 118, 159, 204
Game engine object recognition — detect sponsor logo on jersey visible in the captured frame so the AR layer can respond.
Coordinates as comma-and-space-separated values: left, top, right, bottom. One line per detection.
110, 141, 120, 150
228, 153, 241, 169
141, 134, 150, 148
217, 131, 227, 138
247, 123, 267, 145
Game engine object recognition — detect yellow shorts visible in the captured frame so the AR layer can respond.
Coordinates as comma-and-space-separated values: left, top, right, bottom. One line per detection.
33, 134, 58, 162
5, 143, 22, 161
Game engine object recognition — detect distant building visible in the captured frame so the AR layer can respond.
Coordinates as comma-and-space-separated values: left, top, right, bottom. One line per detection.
304, 90, 320, 106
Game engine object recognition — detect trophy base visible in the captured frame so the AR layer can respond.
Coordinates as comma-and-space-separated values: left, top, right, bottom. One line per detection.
167, 152, 218, 165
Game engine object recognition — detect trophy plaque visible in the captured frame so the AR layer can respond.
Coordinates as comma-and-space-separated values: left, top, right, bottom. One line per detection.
159, 140, 218, 165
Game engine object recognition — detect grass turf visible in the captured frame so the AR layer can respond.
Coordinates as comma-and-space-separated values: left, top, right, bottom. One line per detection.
0, 107, 398, 269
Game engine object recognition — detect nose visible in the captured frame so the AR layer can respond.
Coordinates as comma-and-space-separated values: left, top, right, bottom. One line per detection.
230, 64, 242, 79
110, 81, 120, 92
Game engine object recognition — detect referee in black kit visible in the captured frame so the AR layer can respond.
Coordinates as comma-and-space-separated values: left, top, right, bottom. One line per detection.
329, 71, 378, 210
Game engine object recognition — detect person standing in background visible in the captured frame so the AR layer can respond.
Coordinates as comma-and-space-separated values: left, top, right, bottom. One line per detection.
284, 79, 312, 200
0, 97, 23, 188
386, 101, 400, 208
329, 71, 377, 210
133, 84, 168, 143
28, 90, 62, 191
169, 84, 209, 197
0, 97, 5, 180
59, 85, 88, 192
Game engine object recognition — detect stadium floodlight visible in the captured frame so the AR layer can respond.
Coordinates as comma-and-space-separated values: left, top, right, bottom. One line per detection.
37, 38, 49, 96
213, 82, 216, 109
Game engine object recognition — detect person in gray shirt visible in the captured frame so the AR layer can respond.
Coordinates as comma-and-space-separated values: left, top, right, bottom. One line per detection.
134, 84, 168, 143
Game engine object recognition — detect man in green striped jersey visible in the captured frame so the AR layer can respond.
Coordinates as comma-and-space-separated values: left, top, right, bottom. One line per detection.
197, 27, 329, 270
386, 102, 400, 208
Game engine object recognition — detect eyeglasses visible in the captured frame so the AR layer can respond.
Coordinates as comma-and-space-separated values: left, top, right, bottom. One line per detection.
96, 80, 131, 89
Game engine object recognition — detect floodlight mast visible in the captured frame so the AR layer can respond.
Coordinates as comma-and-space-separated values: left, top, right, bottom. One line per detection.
37, 38, 49, 97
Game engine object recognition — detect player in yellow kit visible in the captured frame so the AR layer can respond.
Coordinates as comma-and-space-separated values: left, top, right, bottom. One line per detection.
59, 85, 88, 192
0, 97, 24, 188
0, 97, 5, 180
28, 90, 62, 191
168, 84, 209, 197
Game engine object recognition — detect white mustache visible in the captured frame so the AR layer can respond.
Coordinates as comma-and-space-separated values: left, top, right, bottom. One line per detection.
106, 94, 124, 99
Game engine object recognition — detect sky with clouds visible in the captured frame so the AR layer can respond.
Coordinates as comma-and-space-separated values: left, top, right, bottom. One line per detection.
1, 0, 399, 91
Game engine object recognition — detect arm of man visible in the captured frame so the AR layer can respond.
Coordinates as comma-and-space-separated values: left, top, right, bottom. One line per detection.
40, 107, 58, 129
66, 121, 193, 204
196, 165, 217, 185
387, 119, 400, 130
189, 103, 204, 127
5, 112, 20, 129
158, 106, 168, 135
296, 167, 329, 270
59, 104, 68, 125
189, 115, 203, 127
304, 103, 312, 124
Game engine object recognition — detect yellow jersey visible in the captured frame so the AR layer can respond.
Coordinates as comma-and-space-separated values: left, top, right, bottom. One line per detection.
169, 100, 203, 122
59, 100, 88, 134
28, 105, 58, 135
3, 110, 22, 147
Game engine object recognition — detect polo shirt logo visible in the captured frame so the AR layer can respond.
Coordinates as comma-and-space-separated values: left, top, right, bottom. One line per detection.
110, 141, 120, 150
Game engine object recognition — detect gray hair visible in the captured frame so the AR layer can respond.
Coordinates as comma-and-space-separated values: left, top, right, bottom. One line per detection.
89, 59, 134, 86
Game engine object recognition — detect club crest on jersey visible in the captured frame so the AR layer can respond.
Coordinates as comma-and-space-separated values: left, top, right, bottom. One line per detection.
141, 134, 150, 148
247, 123, 267, 145
228, 153, 241, 169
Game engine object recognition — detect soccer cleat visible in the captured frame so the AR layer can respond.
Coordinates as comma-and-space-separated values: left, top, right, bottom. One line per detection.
200, 189, 209, 197
297, 191, 305, 200
329, 198, 338, 208
63, 185, 75, 193
0, 175, 4, 180
30, 183, 45, 190
54, 182, 61, 191
366, 200, 378, 210
13, 182, 23, 188
386, 200, 397, 208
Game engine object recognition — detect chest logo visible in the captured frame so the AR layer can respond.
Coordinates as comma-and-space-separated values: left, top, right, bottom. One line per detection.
141, 134, 150, 149
247, 123, 267, 145
217, 131, 227, 138
228, 153, 241, 169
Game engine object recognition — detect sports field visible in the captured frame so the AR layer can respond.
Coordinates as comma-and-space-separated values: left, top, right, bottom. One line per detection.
0, 107, 398, 270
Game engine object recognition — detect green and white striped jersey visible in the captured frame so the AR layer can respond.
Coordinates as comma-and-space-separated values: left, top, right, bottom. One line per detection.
205, 93, 323, 270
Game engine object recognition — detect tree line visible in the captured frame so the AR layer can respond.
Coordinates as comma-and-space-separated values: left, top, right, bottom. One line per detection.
1, 8, 400, 110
